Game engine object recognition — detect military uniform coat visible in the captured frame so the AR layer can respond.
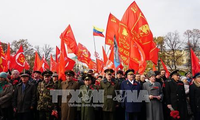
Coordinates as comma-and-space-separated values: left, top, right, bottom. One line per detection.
165, 79, 188, 120
13, 82, 36, 113
120, 80, 141, 113
143, 81, 164, 120
61, 80, 79, 120
99, 78, 119, 112
79, 84, 98, 120
37, 80, 58, 111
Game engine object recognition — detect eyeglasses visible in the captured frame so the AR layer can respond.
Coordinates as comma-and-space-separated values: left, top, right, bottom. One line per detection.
107, 74, 112, 76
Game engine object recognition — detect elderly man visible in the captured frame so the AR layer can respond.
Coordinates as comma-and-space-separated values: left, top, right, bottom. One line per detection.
165, 70, 188, 120
121, 69, 141, 120
143, 71, 164, 120
37, 70, 58, 120
99, 69, 119, 120
10, 70, 21, 87
13, 70, 36, 120
61, 70, 79, 120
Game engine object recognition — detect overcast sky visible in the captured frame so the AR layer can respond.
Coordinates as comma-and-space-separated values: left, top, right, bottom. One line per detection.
0, 0, 199, 59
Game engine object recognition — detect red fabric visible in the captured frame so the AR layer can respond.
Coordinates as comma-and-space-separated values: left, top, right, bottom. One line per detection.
50, 54, 57, 72
191, 48, 200, 76
153, 64, 157, 71
93, 32, 104, 37
40, 56, 49, 72
76, 43, 91, 66
4, 43, 11, 71
33, 52, 41, 71
105, 13, 120, 46
65, 57, 75, 70
60, 24, 77, 54
0, 46, 6, 72
102, 46, 108, 65
56, 46, 60, 63
96, 59, 104, 73
58, 52, 66, 81
12, 45, 26, 72
150, 42, 159, 65
129, 40, 146, 74
121, 1, 153, 60
160, 59, 170, 78
24, 61, 30, 70
88, 60, 97, 70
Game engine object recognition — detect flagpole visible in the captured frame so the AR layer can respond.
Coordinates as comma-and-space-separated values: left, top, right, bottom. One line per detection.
93, 36, 98, 72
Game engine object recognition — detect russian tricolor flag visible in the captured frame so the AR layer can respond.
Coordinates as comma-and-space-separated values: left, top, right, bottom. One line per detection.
93, 26, 104, 37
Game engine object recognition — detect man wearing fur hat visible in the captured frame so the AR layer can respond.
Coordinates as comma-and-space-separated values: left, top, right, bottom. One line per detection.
143, 71, 164, 120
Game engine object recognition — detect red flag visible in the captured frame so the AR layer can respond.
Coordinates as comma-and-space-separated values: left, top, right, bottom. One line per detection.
76, 43, 91, 66
160, 59, 170, 78
191, 49, 200, 76
60, 25, 77, 54
96, 59, 104, 73
102, 46, 108, 65
12, 45, 26, 72
129, 40, 146, 74
50, 54, 57, 72
65, 57, 75, 70
0, 45, 6, 72
88, 60, 97, 70
58, 52, 66, 80
103, 46, 114, 70
150, 42, 159, 65
56, 46, 60, 63
40, 56, 49, 72
24, 61, 30, 70
33, 52, 41, 71
121, 1, 153, 60
153, 64, 157, 71
4, 43, 11, 71
105, 13, 120, 46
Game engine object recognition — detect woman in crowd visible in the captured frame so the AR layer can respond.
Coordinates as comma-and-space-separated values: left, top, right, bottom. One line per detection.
0, 72, 13, 120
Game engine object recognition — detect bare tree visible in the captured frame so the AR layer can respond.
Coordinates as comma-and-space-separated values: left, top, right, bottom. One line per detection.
184, 29, 200, 71
42, 44, 54, 60
164, 31, 184, 71
34, 45, 42, 58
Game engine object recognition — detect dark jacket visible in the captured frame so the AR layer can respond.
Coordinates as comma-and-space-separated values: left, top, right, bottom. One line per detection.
121, 80, 141, 113
13, 82, 36, 113
189, 82, 200, 114
164, 79, 188, 120
0, 83, 13, 108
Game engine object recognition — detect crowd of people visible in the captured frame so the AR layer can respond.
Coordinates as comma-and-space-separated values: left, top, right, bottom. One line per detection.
0, 68, 200, 120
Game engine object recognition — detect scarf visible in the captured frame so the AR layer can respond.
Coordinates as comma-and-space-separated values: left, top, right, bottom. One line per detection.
0, 81, 8, 93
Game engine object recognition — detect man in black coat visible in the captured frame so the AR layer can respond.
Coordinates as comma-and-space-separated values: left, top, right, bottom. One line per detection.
189, 73, 200, 120
164, 70, 188, 120
13, 70, 36, 120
